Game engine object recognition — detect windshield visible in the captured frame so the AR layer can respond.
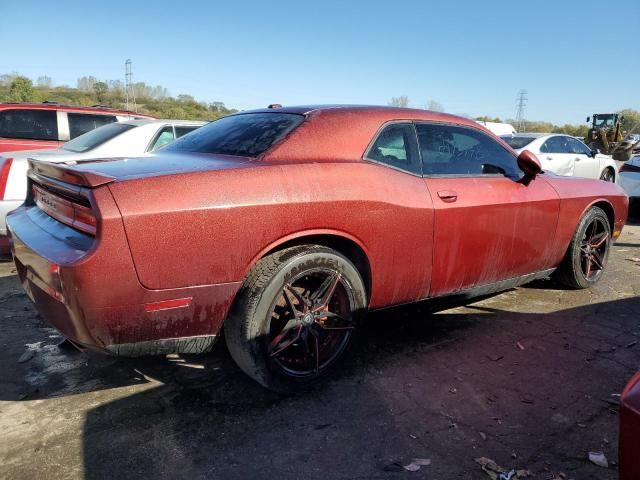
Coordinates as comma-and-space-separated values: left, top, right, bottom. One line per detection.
593, 114, 616, 128
62, 123, 135, 153
500, 136, 536, 149
163, 112, 304, 157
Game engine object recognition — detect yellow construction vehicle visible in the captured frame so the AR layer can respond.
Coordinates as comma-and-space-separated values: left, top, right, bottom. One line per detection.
584, 113, 624, 155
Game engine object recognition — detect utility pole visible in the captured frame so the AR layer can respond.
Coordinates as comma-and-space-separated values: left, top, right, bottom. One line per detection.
515, 89, 527, 132
124, 59, 137, 113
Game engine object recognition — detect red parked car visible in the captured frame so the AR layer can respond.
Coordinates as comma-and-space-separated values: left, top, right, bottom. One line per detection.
0, 102, 152, 153
6, 105, 628, 392
620, 372, 640, 479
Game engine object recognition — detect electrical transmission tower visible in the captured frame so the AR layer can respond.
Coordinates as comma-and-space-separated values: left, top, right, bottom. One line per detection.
515, 89, 527, 132
124, 59, 137, 113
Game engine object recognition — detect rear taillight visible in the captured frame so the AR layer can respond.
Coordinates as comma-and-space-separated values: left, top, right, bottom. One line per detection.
620, 163, 640, 173
0, 157, 14, 200
32, 184, 97, 235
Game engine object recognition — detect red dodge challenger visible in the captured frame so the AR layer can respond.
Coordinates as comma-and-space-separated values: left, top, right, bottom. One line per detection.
6, 105, 628, 392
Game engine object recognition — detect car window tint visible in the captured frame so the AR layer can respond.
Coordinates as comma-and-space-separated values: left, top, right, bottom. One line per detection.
68, 113, 117, 139
150, 127, 175, 151
543, 136, 570, 154
0, 109, 58, 141
62, 123, 135, 153
500, 136, 536, 149
164, 113, 303, 157
366, 123, 420, 174
417, 123, 520, 178
174, 126, 200, 138
565, 137, 591, 155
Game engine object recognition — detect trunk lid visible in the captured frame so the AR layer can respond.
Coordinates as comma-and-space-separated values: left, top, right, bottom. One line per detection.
66, 152, 253, 183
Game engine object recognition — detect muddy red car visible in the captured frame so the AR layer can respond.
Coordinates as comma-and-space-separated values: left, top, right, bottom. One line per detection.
6, 105, 628, 392
620, 371, 640, 479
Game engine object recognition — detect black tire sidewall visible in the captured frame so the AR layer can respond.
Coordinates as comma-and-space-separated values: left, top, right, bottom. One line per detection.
600, 168, 614, 182
568, 207, 611, 288
229, 247, 366, 393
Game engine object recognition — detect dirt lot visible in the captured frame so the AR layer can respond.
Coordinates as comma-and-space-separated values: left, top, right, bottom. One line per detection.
1, 216, 639, 480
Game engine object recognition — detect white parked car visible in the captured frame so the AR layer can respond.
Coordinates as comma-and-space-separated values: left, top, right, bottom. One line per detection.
0, 119, 205, 251
501, 133, 618, 182
476, 120, 517, 136
619, 155, 640, 200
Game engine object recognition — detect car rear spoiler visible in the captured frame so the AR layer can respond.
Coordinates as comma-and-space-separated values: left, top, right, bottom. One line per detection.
28, 158, 115, 188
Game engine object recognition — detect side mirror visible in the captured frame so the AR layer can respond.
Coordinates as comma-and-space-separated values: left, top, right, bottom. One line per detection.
591, 148, 599, 157
517, 150, 542, 180
586, 116, 590, 123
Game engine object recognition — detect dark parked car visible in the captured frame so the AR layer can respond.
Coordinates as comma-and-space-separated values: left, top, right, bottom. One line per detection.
7, 105, 628, 392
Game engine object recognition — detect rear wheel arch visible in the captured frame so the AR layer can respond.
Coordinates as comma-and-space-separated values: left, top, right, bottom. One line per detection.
590, 199, 615, 232
244, 231, 372, 305
555, 205, 611, 289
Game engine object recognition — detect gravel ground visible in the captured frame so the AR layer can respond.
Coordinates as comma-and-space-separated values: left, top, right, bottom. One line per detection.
0, 210, 639, 480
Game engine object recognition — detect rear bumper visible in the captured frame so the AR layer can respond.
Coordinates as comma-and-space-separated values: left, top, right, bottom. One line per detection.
7, 200, 241, 356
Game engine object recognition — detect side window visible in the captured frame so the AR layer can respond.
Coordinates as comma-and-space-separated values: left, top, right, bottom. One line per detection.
565, 137, 591, 155
174, 126, 199, 138
544, 136, 570, 154
366, 123, 420, 174
416, 123, 521, 177
0, 109, 58, 141
68, 113, 116, 139
150, 126, 175, 151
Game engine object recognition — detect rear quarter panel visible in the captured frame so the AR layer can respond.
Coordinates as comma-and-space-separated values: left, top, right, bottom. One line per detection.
108, 161, 435, 308
543, 175, 628, 266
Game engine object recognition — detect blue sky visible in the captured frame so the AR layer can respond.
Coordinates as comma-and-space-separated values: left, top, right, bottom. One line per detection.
2, 0, 638, 124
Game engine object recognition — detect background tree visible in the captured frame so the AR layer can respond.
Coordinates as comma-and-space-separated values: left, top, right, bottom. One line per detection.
36, 75, 53, 88
620, 109, 640, 134
388, 96, 409, 107
151, 85, 169, 99
108, 80, 124, 93
77, 76, 98, 91
9, 76, 36, 102
475, 116, 503, 123
93, 82, 108, 103
0, 72, 20, 87
427, 100, 444, 112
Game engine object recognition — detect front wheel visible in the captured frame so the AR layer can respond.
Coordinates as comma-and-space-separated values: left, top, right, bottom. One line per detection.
599, 168, 615, 182
555, 206, 611, 289
225, 245, 367, 393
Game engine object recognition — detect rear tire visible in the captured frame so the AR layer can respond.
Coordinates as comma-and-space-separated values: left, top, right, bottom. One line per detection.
225, 245, 367, 393
554, 207, 611, 289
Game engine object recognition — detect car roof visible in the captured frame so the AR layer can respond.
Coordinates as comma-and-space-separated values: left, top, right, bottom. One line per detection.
0, 102, 152, 117
502, 133, 550, 138
117, 119, 208, 127
256, 104, 498, 163
239, 104, 473, 122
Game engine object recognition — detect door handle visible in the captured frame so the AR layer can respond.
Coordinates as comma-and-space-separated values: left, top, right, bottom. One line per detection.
575, 157, 581, 161
546, 156, 553, 161
437, 190, 458, 202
